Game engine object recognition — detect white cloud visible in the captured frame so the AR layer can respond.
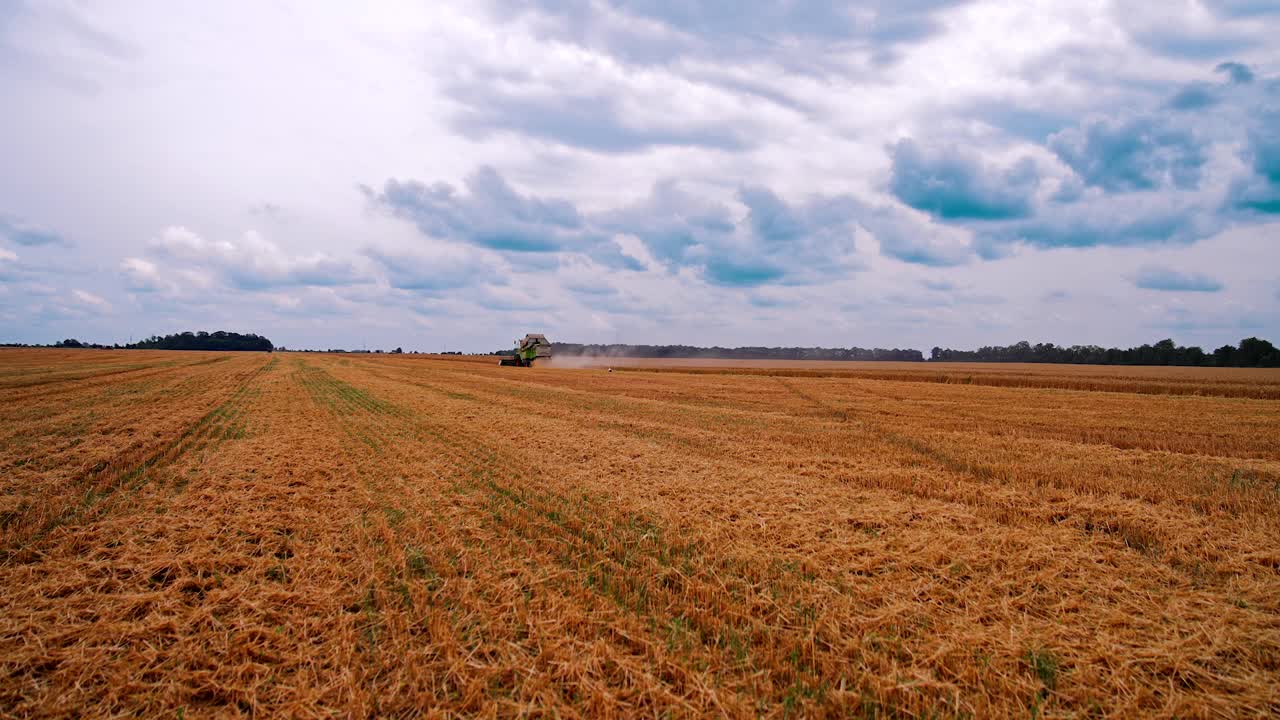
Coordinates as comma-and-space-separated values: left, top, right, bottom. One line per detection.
71, 289, 109, 310
120, 256, 166, 292
0, 1, 1276, 349
611, 234, 661, 272
145, 226, 366, 291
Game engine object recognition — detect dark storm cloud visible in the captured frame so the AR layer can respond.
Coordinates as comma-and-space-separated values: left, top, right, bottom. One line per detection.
1048, 117, 1206, 192
1167, 82, 1219, 110
1132, 29, 1256, 61
399, 58, 1280, 279
595, 180, 736, 267
739, 186, 807, 244
1226, 74, 1280, 214
372, 168, 869, 287
912, 63, 1279, 258
1166, 60, 1259, 112
598, 178, 970, 270
888, 139, 1039, 220
1134, 265, 1224, 292
707, 187, 864, 285
703, 257, 785, 287
1215, 61, 1255, 84
1243, 121, 1280, 184
971, 105, 1073, 143
366, 167, 596, 254
973, 199, 1214, 255
1229, 161, 1280, 214
867, 212, 972, 266
878, 241, 967, 267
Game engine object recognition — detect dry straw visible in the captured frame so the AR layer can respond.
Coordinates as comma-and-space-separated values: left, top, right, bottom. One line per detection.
1, 349, 1277, 717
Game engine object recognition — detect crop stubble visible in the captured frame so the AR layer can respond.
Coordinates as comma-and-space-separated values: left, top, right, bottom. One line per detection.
1, 349, 1278, 717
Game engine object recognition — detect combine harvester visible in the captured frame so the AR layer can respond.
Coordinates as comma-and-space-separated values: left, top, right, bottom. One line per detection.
499, 333, 552, 367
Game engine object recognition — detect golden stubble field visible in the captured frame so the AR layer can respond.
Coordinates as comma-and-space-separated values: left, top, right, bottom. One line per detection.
1, 349, 1278, 718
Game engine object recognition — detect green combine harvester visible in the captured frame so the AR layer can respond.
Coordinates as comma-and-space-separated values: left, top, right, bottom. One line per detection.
498, 333, 552, 367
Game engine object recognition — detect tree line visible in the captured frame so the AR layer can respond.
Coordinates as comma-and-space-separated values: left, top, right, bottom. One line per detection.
550, 336, 1279, 367
2, 331, 275, 352
6, 333, 1278, 367
929, 337, 1278, 367
551, 343, 926, 362
128, 331, 274, 352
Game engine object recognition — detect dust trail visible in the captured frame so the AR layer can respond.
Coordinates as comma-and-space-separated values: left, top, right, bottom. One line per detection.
541, 355, 614, 369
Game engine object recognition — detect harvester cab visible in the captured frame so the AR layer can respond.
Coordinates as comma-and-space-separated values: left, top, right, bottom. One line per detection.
499, 333, 552, 367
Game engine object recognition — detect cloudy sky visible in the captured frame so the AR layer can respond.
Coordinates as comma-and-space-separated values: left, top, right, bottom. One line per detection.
2, 1, 1278, 352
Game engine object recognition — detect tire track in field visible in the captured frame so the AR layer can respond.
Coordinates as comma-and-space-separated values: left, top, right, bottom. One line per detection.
300, 360, 944, 716
0, 356, 232, 403
405, 423, 861, 714
0, 358, 396, 717
290, 361, 731, 713
1, 357, 276, 562
291, 361, 701, 696
382, 362, 1274, 607
369, 364, 1090, 532
770, 378, 1280, 589
842, 377, 1280, 463
424, 366, 1280, 715
355, 362, 1098, 566
607, 365, 1280, 400
452, 363, 1279, 498
358, 362, 1277, 585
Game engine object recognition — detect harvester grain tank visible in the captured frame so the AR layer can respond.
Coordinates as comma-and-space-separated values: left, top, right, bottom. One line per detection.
499, 333, 552, 367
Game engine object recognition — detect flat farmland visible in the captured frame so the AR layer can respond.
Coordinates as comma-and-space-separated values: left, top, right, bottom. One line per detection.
2, 349, 1278, 717
545, 356, 1280, 399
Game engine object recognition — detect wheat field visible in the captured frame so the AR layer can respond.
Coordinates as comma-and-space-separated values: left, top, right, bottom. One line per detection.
2, 349, 1278, 718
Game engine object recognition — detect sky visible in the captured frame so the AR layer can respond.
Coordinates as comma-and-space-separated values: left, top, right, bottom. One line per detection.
1, 1, 1278, 352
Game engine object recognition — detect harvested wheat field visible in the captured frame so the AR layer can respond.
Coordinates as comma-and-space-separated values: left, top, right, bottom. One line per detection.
2, 348, 1279, 718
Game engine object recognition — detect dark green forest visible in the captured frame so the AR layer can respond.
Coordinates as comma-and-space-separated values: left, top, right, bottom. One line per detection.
126, 331, 273, 352
550, 343, 926, 362
551, 337, 1279, 367
10, 331, 276, 352
7, 333, 1279, 367
930, 337, 1278, 367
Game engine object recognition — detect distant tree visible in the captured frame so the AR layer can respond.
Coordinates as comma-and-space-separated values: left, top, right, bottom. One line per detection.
930, 336, 1276, 367
1236, 337, 1278, 367
392, 347, 404, 354
126, 330, 273, 352
54, 339, 85, 348
1217, 342, 1239, 366
550, 343, 925, 362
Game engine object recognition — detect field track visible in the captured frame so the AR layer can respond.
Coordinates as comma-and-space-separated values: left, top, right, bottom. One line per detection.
2, 349, 1278, 717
